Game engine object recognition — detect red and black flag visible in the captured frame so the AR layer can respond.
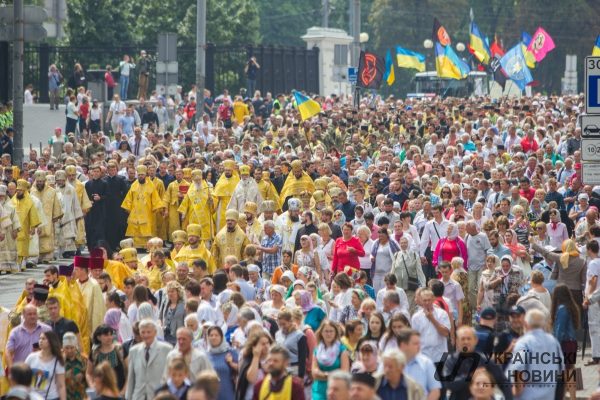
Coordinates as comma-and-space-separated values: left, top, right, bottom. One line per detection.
433, 17, 451, 46
357, 51, 385, 89
488, 56, 507, 90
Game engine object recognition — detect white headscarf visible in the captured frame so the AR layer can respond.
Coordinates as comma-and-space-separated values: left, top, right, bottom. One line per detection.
447, 222, 459, 240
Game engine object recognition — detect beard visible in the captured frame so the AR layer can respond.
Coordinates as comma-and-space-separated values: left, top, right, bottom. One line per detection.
17, 193, 24, 199
138, 178, 146, 184
269, 367, 284, 379
36, 183, 45, 191
227, 226, 235, 232
290, 215, 299, 222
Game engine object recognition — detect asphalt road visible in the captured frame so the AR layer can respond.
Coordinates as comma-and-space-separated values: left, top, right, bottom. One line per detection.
23, 103, 68, 156
0, 264, 44, 308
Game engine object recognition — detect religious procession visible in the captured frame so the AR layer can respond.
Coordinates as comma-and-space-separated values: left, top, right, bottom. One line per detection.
2, 4, 600, 400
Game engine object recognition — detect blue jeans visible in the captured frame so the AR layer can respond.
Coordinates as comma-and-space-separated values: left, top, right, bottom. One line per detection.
247, 78, 256, 97
119, 75, 129, 100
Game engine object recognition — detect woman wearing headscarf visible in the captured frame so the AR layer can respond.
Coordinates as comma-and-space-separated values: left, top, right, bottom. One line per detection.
432, 222, 468, 270
339, 288, 365, 325
103, 308, 123, 343
503, 229, 532, 277
220, 301, 239, 345
137, 301, 164, 340
477, 254, 500, 311
532, 238, 587, 307
207, 326, 239, 400
391, 235, 425, 313
297, 289, 326, 331
294, 234, 321, 276
370, 227, 400, 292
63, 332, 87, 400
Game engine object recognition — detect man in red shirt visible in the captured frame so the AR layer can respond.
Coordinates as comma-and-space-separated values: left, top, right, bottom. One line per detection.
520, 129, 539, 154
184, 97, 197, 128
518, 177, 536, 203
104, 65, 116, 100
218, 98, 233, 128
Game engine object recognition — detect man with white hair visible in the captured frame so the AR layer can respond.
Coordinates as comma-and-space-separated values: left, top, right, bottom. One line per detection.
126, 319, 173, 400
55, 170, 83, 257
465, 221, 492, 310
327, 370, 351, 400
162, 327, 213, 382
377, 349, 424, 400
507, 309, 564, 400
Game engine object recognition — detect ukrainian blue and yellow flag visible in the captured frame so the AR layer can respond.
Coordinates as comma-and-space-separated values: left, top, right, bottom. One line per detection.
469, 21, 491, 64
435, 43, 470, 79
395, 46, 426, 72
384, 49, 395, 86
593, 35, 600, 56
293, 90, 321, 121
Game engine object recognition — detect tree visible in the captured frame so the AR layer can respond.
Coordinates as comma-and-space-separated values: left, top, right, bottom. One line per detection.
255, 0, 321, 46
65, 0, 134, 47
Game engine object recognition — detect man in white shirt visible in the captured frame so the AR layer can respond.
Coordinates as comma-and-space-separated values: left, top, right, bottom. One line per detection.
419, 204, 449, 280
410, 289, 450, 364
128, 128, 150, 158
376, 274, 409, 317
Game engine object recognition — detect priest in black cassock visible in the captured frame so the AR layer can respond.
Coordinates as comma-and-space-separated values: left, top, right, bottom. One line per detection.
84, 164, 108, 250
103, 160, 129, 251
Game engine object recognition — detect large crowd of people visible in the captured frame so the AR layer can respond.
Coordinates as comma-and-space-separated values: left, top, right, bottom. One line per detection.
0, 78, 599, 400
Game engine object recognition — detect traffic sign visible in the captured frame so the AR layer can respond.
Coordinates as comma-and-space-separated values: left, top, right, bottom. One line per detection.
581, 138, 600, 161
580, 115, 600, 138
582, 163, 600, 185
348, 67, 357, 84
0, 5, 48, 24
585, 57, 600, 114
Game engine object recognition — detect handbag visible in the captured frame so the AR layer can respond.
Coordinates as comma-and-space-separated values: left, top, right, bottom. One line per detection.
401, 253, 420, 291
44, 358, 58, 400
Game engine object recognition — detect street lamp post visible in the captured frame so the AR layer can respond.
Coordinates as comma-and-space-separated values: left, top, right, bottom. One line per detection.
423, 39, 433, 72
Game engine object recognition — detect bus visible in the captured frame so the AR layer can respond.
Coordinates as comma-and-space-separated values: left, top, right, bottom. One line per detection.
410, 71, 490, 98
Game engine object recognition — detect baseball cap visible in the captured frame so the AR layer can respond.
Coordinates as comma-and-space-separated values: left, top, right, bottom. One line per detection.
480, 307, 497, 320
509, 305, 526, 315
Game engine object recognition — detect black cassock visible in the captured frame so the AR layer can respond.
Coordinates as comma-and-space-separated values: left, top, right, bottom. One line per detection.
104, 174, 129, 251
84, 178, 108, 250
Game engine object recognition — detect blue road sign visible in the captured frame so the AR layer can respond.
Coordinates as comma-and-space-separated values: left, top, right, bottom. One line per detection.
348, 67, 357, 84
585, 57, 600, 114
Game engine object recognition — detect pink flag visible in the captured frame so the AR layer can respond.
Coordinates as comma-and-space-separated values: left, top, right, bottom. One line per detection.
527, 27, 555, 62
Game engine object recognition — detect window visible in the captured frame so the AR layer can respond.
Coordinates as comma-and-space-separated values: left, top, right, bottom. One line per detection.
334, 45, 348, 66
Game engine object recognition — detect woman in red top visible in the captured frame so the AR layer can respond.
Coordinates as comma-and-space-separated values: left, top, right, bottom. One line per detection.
432, 222, 468, 270
331, 222, 365, 276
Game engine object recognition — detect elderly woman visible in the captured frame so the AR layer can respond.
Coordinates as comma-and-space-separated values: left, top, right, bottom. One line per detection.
477, 254, 500, 311
432, 222, 468, 270
295, 234, 322, 276
504, 229, 531, 276
331, 222, 365, 276
159, 281, 186, 345
297, 289, 326, 331
370, 227, 400, 292
63, 332, 87, 400
391, 235, 425, 313
531, 239, 587, 308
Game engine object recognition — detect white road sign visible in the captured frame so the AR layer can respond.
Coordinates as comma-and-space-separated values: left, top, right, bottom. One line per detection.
581, 139, 600, 161
585, 57, 600, 114
580, 114, 600, 138
582, 163, 600, 185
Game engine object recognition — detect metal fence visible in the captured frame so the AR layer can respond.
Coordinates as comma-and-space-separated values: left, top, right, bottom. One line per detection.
15, 43, 319, 103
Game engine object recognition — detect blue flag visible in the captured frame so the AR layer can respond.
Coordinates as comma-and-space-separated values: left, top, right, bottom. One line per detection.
521, 32, 532, 46
500, 44, 533, 90
384, 49, 395, 85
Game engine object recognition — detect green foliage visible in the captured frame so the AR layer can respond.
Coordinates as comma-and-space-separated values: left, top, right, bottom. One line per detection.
65, 0, 134, 46
254, 0, 321, 46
